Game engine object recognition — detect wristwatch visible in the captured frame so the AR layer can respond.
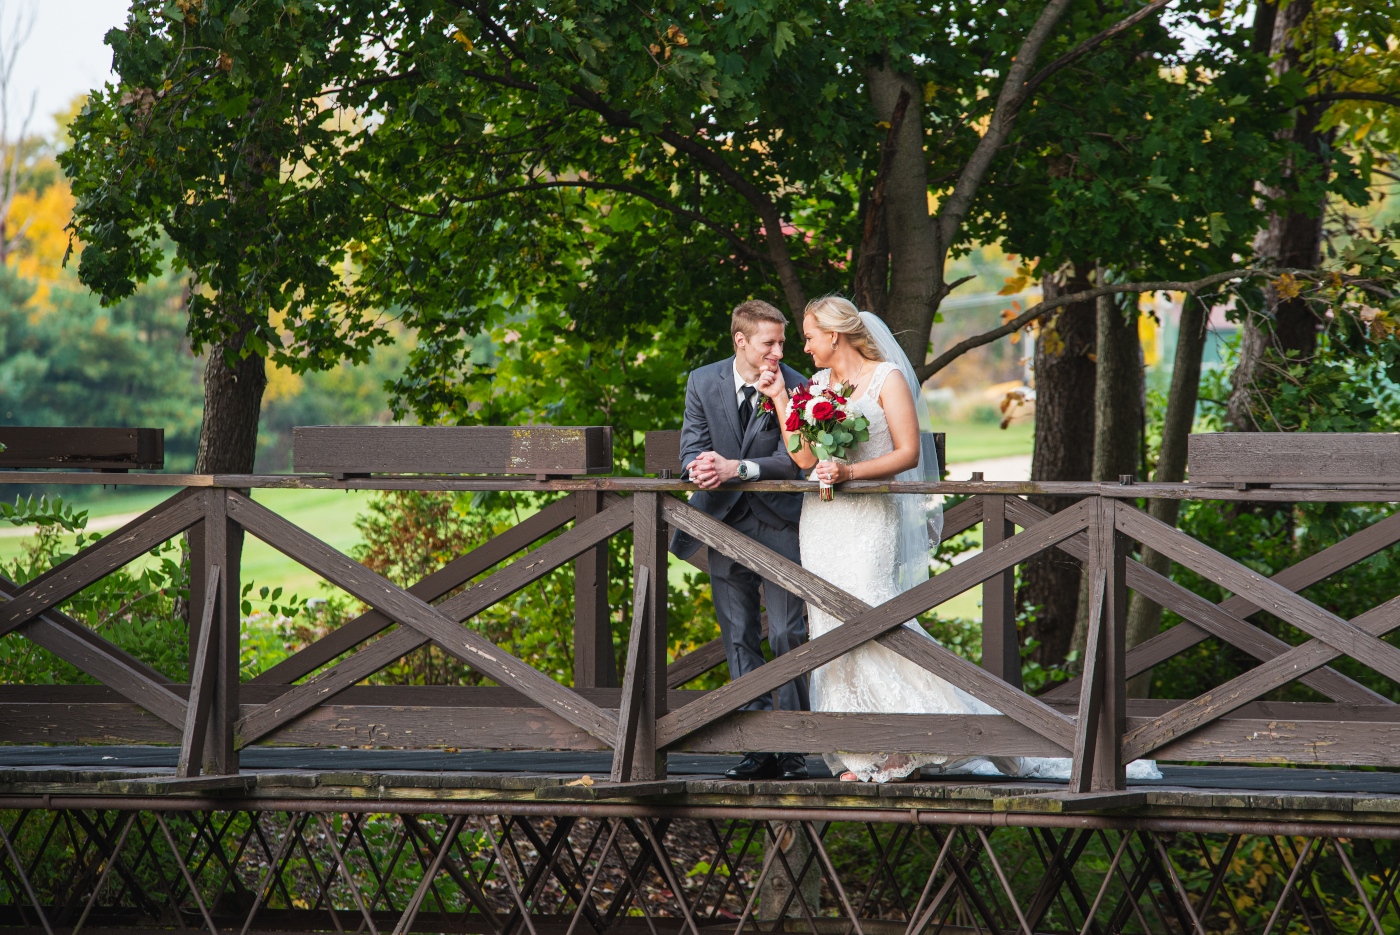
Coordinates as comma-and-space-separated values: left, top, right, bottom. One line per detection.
737, 461, 752, 481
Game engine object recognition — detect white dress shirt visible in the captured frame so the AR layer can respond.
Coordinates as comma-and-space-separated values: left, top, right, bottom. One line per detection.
732, 360, 761, 481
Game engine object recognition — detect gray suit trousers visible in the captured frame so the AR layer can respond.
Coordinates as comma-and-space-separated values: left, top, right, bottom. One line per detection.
708, 509, 809, 713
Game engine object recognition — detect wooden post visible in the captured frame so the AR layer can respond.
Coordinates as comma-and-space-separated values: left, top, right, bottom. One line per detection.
980, 495, 1021, 688
573, 492, 616, 688
202, 489, 242, 775
610, 566, 650, 783
631, 492, 669, 780
1070, 496, 1127, 792
177, 565, 221, 778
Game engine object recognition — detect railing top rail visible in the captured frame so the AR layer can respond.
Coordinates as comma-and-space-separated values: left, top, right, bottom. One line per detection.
2, 471, 1400, 501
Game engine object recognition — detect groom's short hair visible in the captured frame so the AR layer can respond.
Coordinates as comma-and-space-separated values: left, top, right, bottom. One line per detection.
731, 300, 788, 343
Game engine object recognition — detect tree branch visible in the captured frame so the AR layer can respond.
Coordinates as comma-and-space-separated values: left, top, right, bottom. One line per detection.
1292, 91, 1400, 109
445, 178, 768, 263
466, 7, 809, 314
917, 268, 1253, 382
936, 0, 1174, 254
1021, 0, 1174, 101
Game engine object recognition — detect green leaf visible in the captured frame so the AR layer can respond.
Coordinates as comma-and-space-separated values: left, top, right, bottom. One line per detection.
787, 435, 802, 452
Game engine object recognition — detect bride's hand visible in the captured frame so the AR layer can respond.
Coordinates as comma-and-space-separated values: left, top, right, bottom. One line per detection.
814, 460, 847, 484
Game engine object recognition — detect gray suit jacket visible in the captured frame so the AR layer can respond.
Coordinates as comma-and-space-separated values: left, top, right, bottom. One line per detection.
670, 357, 806, 560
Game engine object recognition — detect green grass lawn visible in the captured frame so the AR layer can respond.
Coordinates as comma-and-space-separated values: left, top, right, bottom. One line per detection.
941, 419, 1034, 464
0, 485, 377, 599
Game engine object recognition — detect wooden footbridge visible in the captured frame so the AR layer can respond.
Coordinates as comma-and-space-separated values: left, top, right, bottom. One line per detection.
2, 425, 1400, 935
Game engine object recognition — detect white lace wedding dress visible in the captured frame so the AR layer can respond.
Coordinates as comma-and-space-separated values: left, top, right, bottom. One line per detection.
799, 363, 1161, 784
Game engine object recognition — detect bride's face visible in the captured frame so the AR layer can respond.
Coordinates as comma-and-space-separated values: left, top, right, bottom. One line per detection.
803, 315, 839, 368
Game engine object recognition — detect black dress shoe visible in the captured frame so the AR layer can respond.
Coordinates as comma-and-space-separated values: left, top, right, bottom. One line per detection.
777, 753, 808, 780
726, 753, 780, 780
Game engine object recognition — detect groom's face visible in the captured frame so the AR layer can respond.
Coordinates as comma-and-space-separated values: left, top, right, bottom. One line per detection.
735, 321, 785, 376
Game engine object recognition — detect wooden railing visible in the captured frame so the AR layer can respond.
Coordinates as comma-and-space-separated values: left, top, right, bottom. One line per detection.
4, 429, 1400, 799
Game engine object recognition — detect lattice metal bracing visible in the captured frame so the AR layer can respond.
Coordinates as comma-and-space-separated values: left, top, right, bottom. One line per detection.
3, 809, 1399, 935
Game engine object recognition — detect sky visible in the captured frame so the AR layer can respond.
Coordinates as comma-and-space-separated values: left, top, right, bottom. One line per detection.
7, 0, 128, 138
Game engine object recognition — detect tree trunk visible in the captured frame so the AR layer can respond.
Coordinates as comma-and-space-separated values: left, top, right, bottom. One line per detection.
867, 65, 940, 366
1225, 0, 1326, 431
1123, 295, 1209, 696
1069, 280, 1146, 660
1090, 287, 1144, 483
1018, 262, 1097, 669
195, 311, 268, 474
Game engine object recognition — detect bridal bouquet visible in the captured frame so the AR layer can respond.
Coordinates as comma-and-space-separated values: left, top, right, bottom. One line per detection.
783, 382, 870, 500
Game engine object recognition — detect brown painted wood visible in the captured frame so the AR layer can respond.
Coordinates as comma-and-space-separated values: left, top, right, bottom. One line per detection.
21, 470, 1400, 501
1011, 498, 1390, 705
1189, 432, 1400, 484
0, 490, 206, 637
203, 490, 241, 775
676, 710, 1068, 757
1075, 498, 1128, 793
292, 425, 613, 477
1, 572, 187, 727
19, 701, 1400, 768
875, 628, 1076, 749
95, 775, 255, 794
657, 497, 1088, 748
250, 495, 579, 685
611, 566, 650, 783
980, 495, 1020, 687
234, 496, 629, 747
632, 493, 669, 779
666, 614, 766, 689
573, 491, 615, 688
177, 565, 221, 778
0, 426, 163, 470
1122, 593, 1400, 761
1117, 505, 1400, 683
941, 495, 984, 540
644, 431, 682, 475
0, 570, 171, 686
227, 492, 627, 745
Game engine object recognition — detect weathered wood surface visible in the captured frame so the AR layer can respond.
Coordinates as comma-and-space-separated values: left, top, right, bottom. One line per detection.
645, 429, 947, 480
644, 430, 682, 475
292, 425, 613, 476
979, 495, 1019, 686
250, 494, 579, 685
611, 567, 651, 783
16, 470, 1400, 501
1123, 593, 1400, 760
176, 566, 221, 778
678, 711, 1067, 758
1189, 432, 1400, 484
1, 577, 187, 728
657, 497, 1084, 749
0, 426, 163, 470
1118, 506, 1400, 683
1029, 497, 1396, 705
572, 491, 614, 688
0, 489, 206, 637
232, 494, 633, 746
14, 703, 1400, 768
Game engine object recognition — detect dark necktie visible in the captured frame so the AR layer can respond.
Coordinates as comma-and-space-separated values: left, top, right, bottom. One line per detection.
738, 384, 756, 433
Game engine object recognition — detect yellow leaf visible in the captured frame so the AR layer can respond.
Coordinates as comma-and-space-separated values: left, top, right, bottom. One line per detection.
567, 775, 595, 786
453, 31, 474, 50
1274, 272, 1302, 300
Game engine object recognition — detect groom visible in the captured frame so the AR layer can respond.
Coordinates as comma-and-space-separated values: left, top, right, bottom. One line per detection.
671, 299, 810, 781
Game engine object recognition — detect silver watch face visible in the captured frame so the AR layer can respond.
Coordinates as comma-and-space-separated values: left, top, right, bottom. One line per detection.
738, 463, 748, 480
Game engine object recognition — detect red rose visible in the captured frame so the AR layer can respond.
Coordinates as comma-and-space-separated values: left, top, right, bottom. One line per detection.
811, 400, 836, 421
834, 410, 847, 422
785, 408, 801, 431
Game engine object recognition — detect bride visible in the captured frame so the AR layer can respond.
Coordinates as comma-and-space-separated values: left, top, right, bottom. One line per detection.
755, 296, 1159, 784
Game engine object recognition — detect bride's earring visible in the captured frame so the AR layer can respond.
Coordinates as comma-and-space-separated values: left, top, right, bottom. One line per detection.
830, 338, 837, 350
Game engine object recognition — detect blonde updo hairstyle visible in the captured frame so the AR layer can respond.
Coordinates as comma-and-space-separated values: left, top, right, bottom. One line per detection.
804, 295, 884, 362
